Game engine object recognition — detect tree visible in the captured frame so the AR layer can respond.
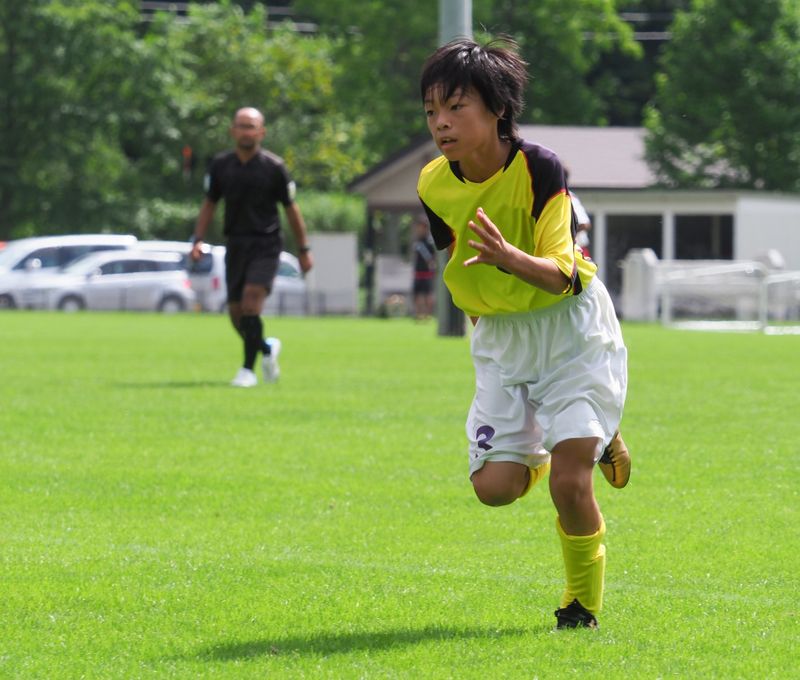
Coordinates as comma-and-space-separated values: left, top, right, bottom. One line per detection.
0, 1, 369, 240
151, 2, 370, 189
0, 0, 183, 238
0, 2, 40, 235
474, 0, 641, 126
290, 0, 437, 164
291, 0, 640, 161
588, 1, 689, 126
644, 0, 800, 191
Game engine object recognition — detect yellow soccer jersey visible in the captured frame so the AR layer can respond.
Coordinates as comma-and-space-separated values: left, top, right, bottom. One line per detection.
418, 140, 597, 316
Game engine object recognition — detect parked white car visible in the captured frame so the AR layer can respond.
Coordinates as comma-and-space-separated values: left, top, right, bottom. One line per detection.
19, 250, 196, 312
0, 234, 138, 309
135, 240, 307, 314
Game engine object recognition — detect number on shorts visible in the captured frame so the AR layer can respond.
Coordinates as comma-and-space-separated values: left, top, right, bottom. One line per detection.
476, 425, 496, 451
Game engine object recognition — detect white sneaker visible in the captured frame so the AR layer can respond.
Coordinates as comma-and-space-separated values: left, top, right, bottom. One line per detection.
231, 367, 257, 387
262, 337, 281, 382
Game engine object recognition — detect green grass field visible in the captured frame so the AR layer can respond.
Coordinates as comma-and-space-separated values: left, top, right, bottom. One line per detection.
1, 312, 797, 679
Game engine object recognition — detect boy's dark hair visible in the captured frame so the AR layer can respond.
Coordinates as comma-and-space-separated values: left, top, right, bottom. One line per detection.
420, 37, 528, 142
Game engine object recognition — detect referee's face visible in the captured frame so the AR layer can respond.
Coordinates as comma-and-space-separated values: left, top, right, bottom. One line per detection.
231, 110, 265, 152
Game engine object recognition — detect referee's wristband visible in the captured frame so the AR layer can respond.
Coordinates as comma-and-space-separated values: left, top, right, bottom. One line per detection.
298, 245, 311, 254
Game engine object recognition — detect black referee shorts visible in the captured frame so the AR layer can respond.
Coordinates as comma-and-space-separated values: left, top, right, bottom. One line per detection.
225, 236, 281, 303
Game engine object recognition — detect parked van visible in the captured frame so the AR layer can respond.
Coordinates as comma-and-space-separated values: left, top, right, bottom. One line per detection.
0, 234, 137, 309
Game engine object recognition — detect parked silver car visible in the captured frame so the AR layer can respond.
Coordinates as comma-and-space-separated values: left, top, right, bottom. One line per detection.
19, 250, 196, 312
135, 240, 228, 313
0, 234, 138, 309
135, 240, 307, 314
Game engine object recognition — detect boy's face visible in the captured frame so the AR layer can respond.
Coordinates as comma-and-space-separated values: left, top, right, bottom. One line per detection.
423, 86, 500, 162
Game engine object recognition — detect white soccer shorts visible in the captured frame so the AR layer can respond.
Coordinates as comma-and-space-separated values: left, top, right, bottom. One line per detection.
466, 277, 627, 476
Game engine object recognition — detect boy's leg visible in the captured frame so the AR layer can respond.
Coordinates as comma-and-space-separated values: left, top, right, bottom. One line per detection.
239, 284, 268, 371
555, 516, 606, 614
470, 457, 550, 506
550, 437, 606, 616
519, 459, 550, 497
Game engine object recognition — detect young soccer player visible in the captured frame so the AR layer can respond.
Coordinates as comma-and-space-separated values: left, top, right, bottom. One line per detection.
417, 38, 631, 629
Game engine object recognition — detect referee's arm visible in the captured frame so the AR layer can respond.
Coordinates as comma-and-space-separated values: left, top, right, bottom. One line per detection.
191, 198, 217, 260
285, 202, 313, 273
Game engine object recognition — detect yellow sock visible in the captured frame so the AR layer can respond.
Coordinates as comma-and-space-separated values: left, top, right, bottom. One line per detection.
519, 461, 550, 498
556, 515, 606, 614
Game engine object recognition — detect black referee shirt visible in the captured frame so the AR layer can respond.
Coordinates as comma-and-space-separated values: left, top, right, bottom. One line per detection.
205, 149, 295, 239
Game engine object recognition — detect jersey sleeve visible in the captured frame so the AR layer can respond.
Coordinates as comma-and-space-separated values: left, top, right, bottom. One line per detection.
205, 156, 223, 203
275, 162, 296, 206
534, 191, 577, 287
525, 144, 578, 290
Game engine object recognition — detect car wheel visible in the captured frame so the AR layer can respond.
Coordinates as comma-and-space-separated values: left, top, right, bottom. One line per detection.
58, 295, 85, 312
0, 294, 16, 310
159, 295, 185, 313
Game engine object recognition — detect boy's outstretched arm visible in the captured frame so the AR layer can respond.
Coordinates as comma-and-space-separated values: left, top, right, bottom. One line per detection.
464, 207, 570, 295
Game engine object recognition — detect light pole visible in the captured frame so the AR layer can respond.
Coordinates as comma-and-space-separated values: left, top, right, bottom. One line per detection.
435, 0, 472, 337
439, 0, 471, 44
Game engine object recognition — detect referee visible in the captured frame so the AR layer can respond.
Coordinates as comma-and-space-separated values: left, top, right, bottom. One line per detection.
191, 107, 313, 387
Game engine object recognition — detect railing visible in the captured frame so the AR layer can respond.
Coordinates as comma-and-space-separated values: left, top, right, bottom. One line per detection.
658, 261, 800, 334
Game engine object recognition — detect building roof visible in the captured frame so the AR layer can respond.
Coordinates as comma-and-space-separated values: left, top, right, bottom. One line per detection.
520, 126, 656, 189
349, 126, 657, 205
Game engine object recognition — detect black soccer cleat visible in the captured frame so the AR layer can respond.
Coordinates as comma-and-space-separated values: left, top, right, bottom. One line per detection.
554, 599, 598, 629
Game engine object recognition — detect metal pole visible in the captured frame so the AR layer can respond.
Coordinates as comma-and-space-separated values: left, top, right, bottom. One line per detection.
439, 0, 472, 44
435, 0, 472, 336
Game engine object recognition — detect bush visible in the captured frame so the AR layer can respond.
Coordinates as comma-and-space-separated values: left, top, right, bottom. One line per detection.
117, 191, 366, 248
130, 199, 199, 241
296, 190, 366, 235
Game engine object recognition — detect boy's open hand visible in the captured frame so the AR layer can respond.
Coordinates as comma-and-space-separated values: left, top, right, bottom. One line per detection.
464, 207, 513, 268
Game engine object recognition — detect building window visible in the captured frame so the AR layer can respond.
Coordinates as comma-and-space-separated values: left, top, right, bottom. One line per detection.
675, 214, 733, 260
605, 215, 663, 301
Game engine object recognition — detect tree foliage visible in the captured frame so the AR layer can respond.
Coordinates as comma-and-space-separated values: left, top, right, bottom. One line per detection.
292, 0, 640, 160
0, 0, 366, 239
475, 0, 641, 126
156, 1, 369, 192
644, 0, 800, 191
588, 0, 690, 126
0, 1, 195, 237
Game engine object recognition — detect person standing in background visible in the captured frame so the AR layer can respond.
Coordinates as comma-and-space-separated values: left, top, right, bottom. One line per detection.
191, 107, 313, 387
411, 215, 437, 319
566, 169, 593, 259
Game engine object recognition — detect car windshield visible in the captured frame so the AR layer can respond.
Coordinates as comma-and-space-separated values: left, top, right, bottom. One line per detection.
278, 261, 300, 278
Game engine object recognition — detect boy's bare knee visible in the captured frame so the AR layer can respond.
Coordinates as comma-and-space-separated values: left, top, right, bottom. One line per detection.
472, 482, 517, 507
471, 461, 528, 506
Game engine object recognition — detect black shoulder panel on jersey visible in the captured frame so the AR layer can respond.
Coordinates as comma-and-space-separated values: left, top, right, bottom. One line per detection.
419, 198, 454, 250
518, 141, 568, 222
